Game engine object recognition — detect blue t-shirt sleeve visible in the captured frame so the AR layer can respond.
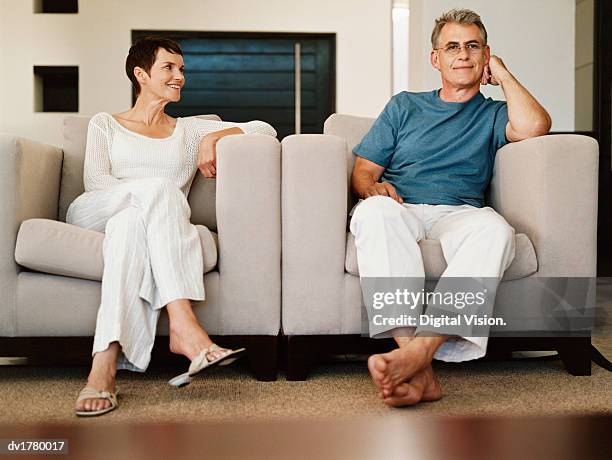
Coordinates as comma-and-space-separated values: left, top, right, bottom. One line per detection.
492, 102, 509, 152
353, 96, 402, 168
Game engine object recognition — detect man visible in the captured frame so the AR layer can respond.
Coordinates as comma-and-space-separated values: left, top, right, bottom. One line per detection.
350, 9, 551, 407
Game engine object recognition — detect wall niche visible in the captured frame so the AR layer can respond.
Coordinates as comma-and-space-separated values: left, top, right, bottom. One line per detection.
33, 0, 78, 14
34, 66, 78, 112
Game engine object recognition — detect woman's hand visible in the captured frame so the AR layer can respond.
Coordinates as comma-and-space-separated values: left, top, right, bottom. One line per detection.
197, 127, 244, 178
198, 134, 218, 178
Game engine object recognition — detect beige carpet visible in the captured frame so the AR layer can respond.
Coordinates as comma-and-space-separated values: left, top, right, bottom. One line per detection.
1, 346, 610, 424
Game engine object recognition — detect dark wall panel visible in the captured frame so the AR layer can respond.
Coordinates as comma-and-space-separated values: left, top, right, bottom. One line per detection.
133, 31, 335, 139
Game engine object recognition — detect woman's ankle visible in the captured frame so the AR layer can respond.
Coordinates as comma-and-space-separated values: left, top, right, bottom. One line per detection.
91, 352, 118, 378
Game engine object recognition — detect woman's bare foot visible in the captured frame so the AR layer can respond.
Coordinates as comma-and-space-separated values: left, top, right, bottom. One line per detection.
382, 364, 442, 407
167, 299, 231, 362
74, 343, 119, 414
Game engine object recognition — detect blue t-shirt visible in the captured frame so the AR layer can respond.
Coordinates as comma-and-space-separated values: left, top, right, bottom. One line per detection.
353, 90, 509, 207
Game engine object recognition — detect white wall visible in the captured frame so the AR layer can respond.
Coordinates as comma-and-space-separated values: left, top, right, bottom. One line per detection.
0, 0, 392, 147
407, 0, 575, 131
0, 0, 578, 146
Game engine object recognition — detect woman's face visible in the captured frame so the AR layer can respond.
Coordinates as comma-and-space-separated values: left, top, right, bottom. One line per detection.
137, 48, 185, 102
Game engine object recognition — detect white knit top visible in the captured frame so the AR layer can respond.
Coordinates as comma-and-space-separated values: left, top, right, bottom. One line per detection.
83, 112, 277, 195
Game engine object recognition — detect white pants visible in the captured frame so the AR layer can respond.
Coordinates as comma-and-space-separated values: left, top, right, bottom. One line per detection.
66, 178, 205, 372
349, 196, 516, 362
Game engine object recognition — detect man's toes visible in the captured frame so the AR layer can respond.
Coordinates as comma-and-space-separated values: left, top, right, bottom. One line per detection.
368, 354, 386, 374
367, 354, 386, 387
383, 366, 435, 407
391, 383, 411, 398
383, 383, 422, 407
381, 381, 394, 398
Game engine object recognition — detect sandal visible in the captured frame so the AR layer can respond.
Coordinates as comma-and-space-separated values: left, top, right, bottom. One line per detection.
168, 344, 245, 387
75, 387, 118, 417
189, 344, 245, 376
168, 371, 192, 388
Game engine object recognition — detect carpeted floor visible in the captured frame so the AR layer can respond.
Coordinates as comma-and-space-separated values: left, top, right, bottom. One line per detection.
2, 289, 610, 424
0, 345, 610, 424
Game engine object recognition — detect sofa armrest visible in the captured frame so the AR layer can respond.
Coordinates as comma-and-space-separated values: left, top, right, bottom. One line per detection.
489, 134, 598, 277
214, 134, 281, 334
281, 134, 349, 334
0, 135, 63, 335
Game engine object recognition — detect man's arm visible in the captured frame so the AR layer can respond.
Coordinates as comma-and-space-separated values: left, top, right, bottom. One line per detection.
484, 55, 552, 142
351, 156, 403, 203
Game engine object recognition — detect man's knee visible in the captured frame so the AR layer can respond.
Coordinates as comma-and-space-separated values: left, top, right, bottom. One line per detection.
351, 196, 422, 239
476, 211, 515, 247
352, 196, 403, 224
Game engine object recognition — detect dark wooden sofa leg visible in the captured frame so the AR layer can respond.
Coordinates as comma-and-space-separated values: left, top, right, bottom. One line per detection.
557, 336, 592, 376
286, 335, 317, 381
245, 335, 278, 382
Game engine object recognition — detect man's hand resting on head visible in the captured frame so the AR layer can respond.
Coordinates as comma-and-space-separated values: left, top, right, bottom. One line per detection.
351, 156, 403, 204
481, 55, 510, 86
197, 127, 244, 178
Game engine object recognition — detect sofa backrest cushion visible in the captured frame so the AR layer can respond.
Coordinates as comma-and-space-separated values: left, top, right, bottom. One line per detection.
324, 113, 374, 169
60, 114, 221, 231
324, 114, 375, 210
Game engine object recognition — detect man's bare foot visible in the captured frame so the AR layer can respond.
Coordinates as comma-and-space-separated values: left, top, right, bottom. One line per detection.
369, 336, 446, 397
383, 365, 442, 407
366, 335, 415, 393
367, 337, 415, 392
74, 345, 118, 414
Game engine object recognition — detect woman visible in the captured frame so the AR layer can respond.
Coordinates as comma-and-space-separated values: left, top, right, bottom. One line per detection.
68, 37, 277, 416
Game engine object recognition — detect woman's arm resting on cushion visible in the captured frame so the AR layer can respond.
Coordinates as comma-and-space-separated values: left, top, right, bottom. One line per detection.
198, 127, 243, 178
197, 120, 277, 178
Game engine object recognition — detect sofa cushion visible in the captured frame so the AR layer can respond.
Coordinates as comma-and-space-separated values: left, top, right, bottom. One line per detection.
345, 232, 537, 281
15, 218, 217, 281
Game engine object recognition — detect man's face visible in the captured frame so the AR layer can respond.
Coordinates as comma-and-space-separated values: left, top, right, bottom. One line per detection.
430, 23, 489, 90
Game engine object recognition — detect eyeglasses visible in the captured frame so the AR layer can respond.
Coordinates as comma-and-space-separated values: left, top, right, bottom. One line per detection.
434, 43, 486, 56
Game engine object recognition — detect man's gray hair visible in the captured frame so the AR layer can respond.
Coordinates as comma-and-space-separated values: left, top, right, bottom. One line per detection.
431, 9, 488, 48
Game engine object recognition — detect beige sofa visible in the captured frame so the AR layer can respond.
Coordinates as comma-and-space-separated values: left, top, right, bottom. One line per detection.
0, 113, 600, 381
281, 114, 599, 379
0, 116, 281, 381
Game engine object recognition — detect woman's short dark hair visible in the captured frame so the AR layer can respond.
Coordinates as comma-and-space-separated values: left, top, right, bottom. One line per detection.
126, 36, 183, 96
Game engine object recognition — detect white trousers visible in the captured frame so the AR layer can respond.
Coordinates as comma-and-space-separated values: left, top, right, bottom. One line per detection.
66, 178, 205, 372
349, 196, 516, 362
